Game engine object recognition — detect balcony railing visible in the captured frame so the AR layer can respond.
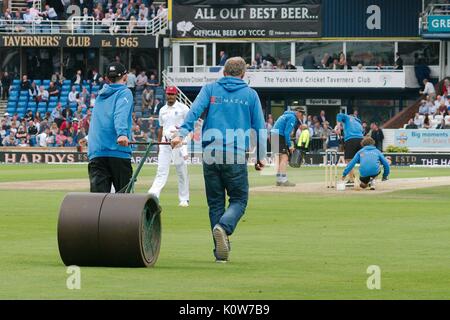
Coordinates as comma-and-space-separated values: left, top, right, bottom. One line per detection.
166, 66, 409, 89
0, 13, 168, 36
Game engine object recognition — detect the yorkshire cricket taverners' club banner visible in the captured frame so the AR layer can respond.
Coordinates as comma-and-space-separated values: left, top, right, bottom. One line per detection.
172, 0, 322, 38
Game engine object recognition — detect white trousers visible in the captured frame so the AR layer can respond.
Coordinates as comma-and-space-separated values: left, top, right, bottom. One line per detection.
148, 145, 189, 201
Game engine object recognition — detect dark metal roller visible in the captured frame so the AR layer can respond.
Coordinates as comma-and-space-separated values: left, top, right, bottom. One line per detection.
58, 192, 162, 268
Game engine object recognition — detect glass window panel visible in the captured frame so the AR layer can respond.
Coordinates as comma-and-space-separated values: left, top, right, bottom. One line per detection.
130, 49, 158, 75
398, 42, 440, 65
216, 43, 252, 65
295, 42, 343, 67
0, 49, 20, 76
255, 42, 291, 66
346, 42, 395, 67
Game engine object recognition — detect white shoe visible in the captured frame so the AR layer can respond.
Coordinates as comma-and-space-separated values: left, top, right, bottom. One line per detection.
179, 200, 189, 207
213, 224, 230, 261
369, 178, 376, 190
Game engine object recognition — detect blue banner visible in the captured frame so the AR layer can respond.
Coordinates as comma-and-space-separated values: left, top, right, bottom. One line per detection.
428, 15, 450, 33
395, 130, 450, 149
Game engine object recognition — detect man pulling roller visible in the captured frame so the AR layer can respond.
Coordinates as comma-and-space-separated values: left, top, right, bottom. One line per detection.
88, 62, 134, 193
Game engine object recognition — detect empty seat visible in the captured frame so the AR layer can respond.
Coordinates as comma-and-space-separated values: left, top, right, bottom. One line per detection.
13, 79, 20, 85
27, 102, 37, 110
34, 80, 42, 86
62, 85, 71, 91
434, 115, 443, 121
43, 80, 50, 86
17, 101, 27, 109
49, 96, 58, 102
20, 90, 29, 96
63, 80, 71, 85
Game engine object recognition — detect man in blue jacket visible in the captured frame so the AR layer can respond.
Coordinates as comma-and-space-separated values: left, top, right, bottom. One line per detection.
342, 137, 390, 190
171, 57, 267, 263
271, 106, 305, 187
88, 62, 134, 193
336, 112, 364, 186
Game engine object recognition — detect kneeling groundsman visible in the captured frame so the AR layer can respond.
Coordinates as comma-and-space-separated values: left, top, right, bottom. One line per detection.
342, 136, 390, 190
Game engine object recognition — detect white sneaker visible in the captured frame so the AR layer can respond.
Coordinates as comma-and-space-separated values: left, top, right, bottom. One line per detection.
179, 200, 189, 207
369, 178, 376, 190
213, 224, 230, 261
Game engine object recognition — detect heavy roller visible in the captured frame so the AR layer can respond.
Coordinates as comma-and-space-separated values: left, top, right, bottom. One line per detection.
57, 142, 165, 267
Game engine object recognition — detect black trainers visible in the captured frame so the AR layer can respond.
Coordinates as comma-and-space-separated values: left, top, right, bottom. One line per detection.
213, 224, 230, 262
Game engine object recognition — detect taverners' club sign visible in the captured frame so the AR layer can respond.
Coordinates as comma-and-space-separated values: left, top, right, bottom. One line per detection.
0, 35, 156, 48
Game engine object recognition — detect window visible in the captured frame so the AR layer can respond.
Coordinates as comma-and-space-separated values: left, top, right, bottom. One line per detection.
295, 42, 343, 67
255, 42, 291, 65
346, 42, 395, 67
216, 43, 251, 65
398, 42, 440, 65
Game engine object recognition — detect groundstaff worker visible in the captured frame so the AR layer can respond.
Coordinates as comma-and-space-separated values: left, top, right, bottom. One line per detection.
271, 106, 305, 187
171, 57, 267, 263
88, 62, 134, 192
337, 112, 364, 186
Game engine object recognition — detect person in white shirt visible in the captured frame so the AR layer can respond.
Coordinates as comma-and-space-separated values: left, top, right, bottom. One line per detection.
36, 128, 50, 147
68, 86, 79, 104
420, 79, 436, 100
148, 86, 190, 207
37, 86, 49, 102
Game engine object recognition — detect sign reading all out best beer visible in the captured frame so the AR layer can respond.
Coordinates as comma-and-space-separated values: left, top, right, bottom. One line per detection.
0, 35, 156, 48
172, 0, 322, 38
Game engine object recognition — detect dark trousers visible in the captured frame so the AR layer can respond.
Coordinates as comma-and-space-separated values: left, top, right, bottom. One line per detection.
88, 157, 133, 193
202, 162, 249, 236
2, 86, 9, 100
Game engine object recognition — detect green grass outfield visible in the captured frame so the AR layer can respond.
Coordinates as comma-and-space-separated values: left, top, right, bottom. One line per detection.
1, 164, 450, 299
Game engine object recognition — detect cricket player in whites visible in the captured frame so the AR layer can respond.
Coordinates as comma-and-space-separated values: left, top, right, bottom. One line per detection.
342, 136, 390, 190
148, 86, 190, 207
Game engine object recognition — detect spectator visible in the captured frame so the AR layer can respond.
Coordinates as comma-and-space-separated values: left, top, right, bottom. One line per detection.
29, 81, 38, 101
24, 110, 33, 122
27, 120, 38, 146
142, 85, 154, 111
338, 52, 347, 69
276, 59, 285, 69
438, 101, 448, 115
302, 51, 316, 70
152, 97, 163, 115
423, 114, 432, 129
137, 12, 148, 31
36, 128, 50, 147
43, 4, 58, 20
20, 75, 31, 91
370, 123, 384, 151
319, 53, 331, 69
1, 72, 11, 100
420, 79, 436, 99
51, 103, 64, 127
136, 71, 148, 91
418, 100, 429, 115
362, 121, 370, 136
330, 59, 339, 70
126, 68, 137, 94
261, 60, 273, 70
441, 79, 450, 96
395, 52, 403, 70
286, 61, 296, 70
265, 54, 276, 65
91, 69, 101, 85
436, 119, 448, 129
147, 73, 159, 87
4, 134, 18, 146
413, 113, 423, 127
127, 15, 137, 33
37, 85, 49, 103
318, 110, 327, 125
72, 70, 83, 85
79, 87, 89, 105
218, 51, 228, 66
248, 60, 258, 70
48, 82, 59, 97
89, 93, 96, 108
68, 86, 79, 104
405, 118, 418, 129
415, 58, 431, 90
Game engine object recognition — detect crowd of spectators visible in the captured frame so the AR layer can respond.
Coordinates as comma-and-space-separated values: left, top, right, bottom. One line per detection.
265, 109, 385, 153
244, 51, 404, 72
0, 0, 167, 34
0, 67, 164, 147
404, 78, 450, 129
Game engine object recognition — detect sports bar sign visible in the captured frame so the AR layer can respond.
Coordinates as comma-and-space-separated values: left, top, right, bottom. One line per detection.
172, 0, 321, 38
167, 70, 406, 88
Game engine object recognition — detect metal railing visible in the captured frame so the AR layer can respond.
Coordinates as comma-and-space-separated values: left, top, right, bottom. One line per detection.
0, 13, 168, 35
161, 70, 193, 108
420, 3, 450, 32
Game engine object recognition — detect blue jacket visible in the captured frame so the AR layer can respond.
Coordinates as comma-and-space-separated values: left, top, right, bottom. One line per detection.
337, 113, 363, 142
343, 145, 390, 178
88, 84, 133, 160
271, 111, 298, 146
179, 76, 267, 159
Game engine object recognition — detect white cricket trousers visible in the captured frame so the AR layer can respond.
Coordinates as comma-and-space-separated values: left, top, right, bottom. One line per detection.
148, 145, 189, 201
